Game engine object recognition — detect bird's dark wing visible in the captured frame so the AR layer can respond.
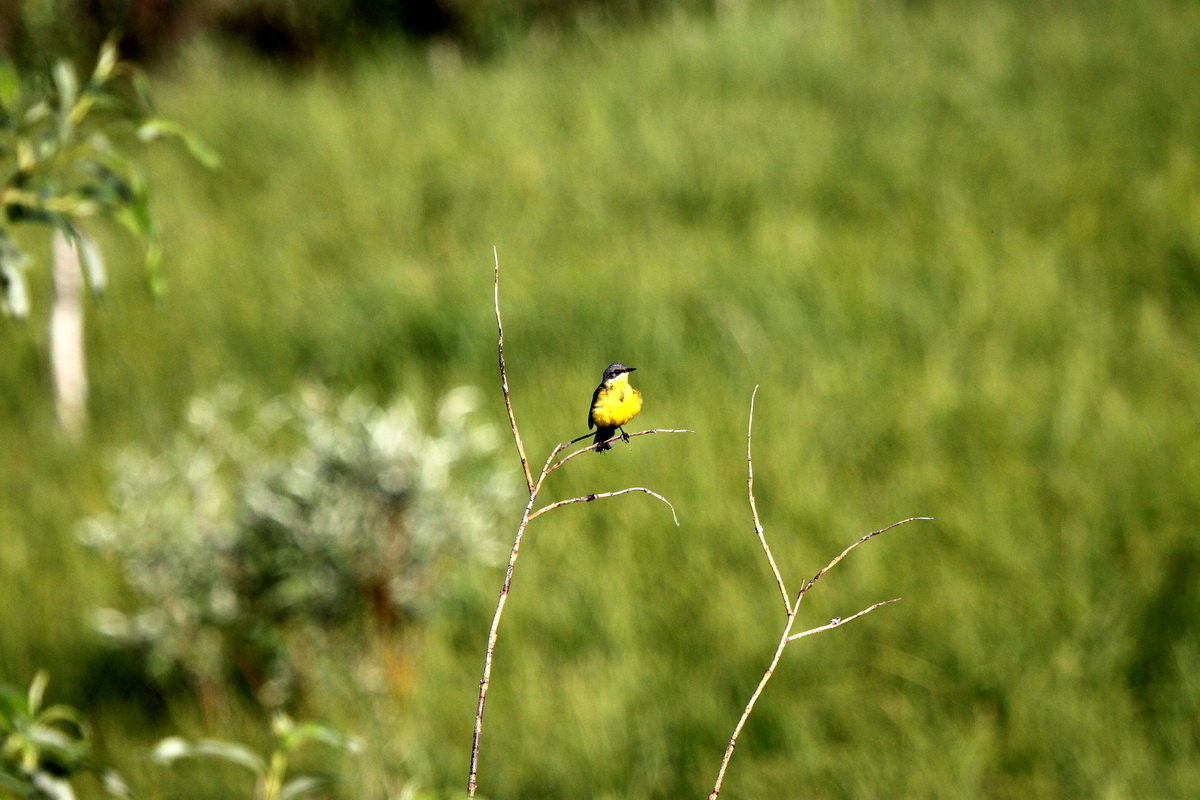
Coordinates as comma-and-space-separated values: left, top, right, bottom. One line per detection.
587, 383, 603, 429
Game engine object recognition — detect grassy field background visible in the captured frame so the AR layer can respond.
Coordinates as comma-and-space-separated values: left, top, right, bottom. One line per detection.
3, 1, 1200, 797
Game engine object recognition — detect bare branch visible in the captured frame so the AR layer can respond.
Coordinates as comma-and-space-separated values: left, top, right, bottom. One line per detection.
786, 597, 901, 642
471, 252, 693, 795
469, 417, 687, 795
493, 246, 535, 494
707, 388, 931, 800
794, 516, 932, 608
544, 428, 693, 477
746, 385, 789, 615
708, 619, 792, 800
468, 482, 543, 797
707, 597, 903, 800
468, 395, 566, 795
528, 486, 680, 526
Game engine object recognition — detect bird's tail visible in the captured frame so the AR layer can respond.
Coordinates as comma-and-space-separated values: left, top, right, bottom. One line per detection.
593, 427, 615, 452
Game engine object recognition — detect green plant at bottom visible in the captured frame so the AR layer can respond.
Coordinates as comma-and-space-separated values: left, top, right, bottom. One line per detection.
0, 672, 128, 800
153, 714, 360, 800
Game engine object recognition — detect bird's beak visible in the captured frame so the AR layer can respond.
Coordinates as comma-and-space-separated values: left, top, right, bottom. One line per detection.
626, 367, 637, 372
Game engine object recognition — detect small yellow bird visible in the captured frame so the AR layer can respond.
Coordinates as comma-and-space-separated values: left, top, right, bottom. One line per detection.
587, 362, 643, 452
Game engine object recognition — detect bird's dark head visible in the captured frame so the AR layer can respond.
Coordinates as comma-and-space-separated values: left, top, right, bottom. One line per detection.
602, 362, 636, 382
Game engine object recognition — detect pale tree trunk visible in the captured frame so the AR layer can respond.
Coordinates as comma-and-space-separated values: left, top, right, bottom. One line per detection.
50, 228, 87, 439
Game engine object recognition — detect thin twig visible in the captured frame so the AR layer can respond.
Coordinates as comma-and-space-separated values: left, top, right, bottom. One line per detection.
795, 517, 932, 607
747, 386, 789, 615
529, 487, 680, 525
494, 246, 535, 494
468, 444, 684, 797
468, 254, 686, 797
786, 597, 901, 642
544, 428, 694, 477
708, 615, 795, 800
707, 389, 931, 800
467, 448, 556, 797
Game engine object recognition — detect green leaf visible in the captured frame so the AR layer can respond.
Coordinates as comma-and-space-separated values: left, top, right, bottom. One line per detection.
191, 738, 269, 775
71, 226, 107, 295
34, 703, 88, 734
137, 118, 222, 169
101, 769, 131, 798
278, 775, 328, 800
26, 671, 48, 715
153, 736, 268, 776
114, 166, 153, 237
280, 720, 358, 753
79, 158, 136, 205
27, 772, 77, 800
150, 736, 190, 763
144, 239, 164, 297
112, 202, 152, 242
26, 722, 88, 762
23, 99, 50, 125
126, 67, 156, 115
52, 61, 77, 131
92, 37, 120, 85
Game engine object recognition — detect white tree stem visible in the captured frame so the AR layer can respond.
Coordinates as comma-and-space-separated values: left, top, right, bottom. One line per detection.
50, 228, 87, 439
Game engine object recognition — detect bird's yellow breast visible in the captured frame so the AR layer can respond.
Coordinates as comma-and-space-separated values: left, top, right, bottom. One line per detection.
591, 374, 643, 428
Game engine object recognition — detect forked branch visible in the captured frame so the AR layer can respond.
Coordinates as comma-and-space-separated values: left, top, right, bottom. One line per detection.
546, 428, 693, 476
707, 387, 931, 800
468, 251, 690, 798
529, 487, 680, 525
787, 597, 901, 643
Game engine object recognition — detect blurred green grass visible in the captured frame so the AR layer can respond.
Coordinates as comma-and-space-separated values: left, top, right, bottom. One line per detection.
3, 0, 1200, 797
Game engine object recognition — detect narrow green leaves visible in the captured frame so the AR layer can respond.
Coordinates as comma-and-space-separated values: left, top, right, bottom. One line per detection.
24, 671, 48, 715
153, 736, 269, 776
0, 672, 116, 797
52, 60, 78, 141
0, 35, 218, 321
278, 776, 328, 800
91, 37, 119, 85
273, 715, 362, 754
138, 118, 222, 168
153, 715, 359, 800
65, 222, 107, 295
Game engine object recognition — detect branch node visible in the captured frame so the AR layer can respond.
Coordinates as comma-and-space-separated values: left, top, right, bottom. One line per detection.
469, 257, 690, 796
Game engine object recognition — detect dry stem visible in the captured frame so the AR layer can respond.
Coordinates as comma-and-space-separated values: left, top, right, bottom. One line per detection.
529, 487, 680, 525
707, 387, 931, 800
493, 246, 535, 494
547, 428, 693, 475
746, 385, 789, 614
